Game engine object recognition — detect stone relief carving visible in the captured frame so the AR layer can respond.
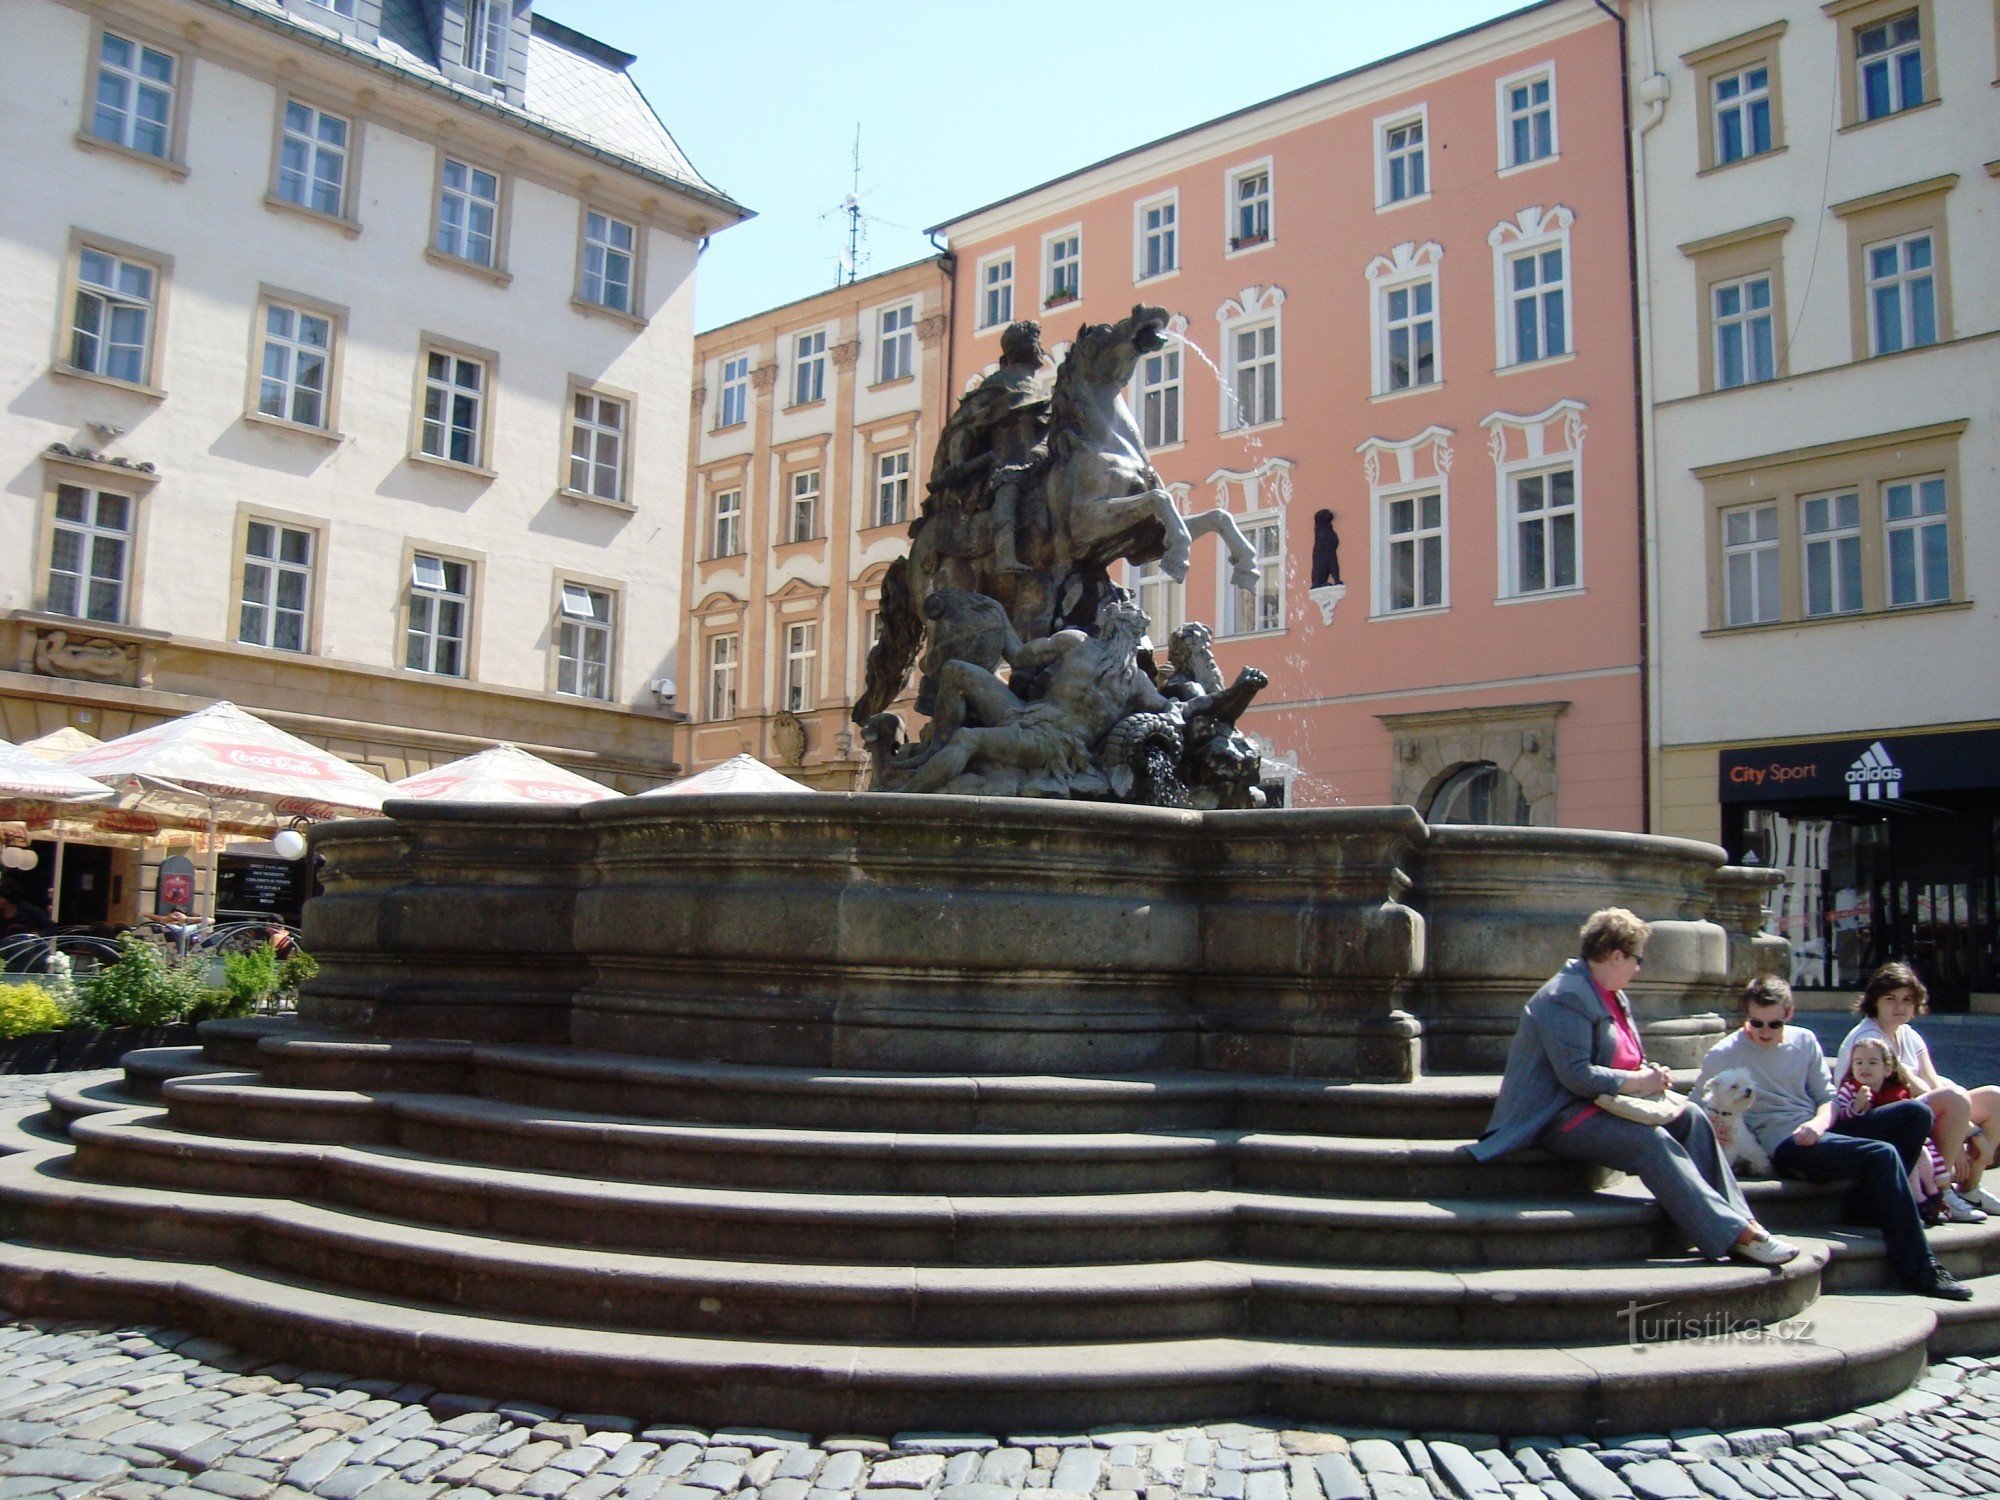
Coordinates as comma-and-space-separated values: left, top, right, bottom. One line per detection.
748, 363, 780, 395
31, 629, 137, 685
828, 339, 862, 372
771, 710, 807, 767
914, 314, 948, 348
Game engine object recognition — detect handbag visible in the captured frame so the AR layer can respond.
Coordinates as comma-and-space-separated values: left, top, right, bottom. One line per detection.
1594, 1089, 1687, 1126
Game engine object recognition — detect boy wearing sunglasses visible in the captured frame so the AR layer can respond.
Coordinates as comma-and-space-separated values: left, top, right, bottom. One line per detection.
1694, 974, 1969, 1300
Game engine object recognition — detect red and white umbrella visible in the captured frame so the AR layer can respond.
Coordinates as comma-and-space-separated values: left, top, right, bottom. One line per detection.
643, 754, 814, 797
0, 739, 114, 803
391, 744, 620, 806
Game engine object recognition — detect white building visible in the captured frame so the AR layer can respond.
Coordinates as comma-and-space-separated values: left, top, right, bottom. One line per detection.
1631, 0, 2000, 1005
0, 0, 745, 923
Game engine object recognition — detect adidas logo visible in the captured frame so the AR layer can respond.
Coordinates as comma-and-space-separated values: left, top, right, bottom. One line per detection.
1846, 741, 1902, 801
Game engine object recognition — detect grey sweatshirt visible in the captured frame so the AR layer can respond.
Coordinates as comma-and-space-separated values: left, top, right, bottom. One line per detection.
1693, 1025, 1834, 1156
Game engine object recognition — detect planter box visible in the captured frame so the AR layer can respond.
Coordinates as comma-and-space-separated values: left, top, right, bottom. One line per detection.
0, 1024, 202, 1074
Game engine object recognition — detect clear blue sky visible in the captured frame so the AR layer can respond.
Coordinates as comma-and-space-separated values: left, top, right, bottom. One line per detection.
538, 1, 1535, 332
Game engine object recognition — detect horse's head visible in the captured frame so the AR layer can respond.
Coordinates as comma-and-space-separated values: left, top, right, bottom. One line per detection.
1061, 305, 1172, 392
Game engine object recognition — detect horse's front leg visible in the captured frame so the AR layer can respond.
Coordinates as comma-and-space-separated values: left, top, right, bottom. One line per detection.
1186, 509, 1262, 591
1147, 487, 1196, 581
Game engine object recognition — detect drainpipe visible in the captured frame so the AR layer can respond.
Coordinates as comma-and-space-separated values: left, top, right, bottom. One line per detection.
930, 232, 957, 433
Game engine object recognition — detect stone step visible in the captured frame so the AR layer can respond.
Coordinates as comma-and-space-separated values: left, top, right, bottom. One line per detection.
152, 1075, 1599, 1199
0, 1235, 1932, 1437
1814, 1217, 2000, 1291
119, 1044, 241, 1102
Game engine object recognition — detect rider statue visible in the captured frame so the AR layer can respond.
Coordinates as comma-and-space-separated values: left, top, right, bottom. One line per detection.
924, 321, 1048, 576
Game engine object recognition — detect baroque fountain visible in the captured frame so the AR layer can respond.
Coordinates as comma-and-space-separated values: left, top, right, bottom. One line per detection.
0, 313, 1957, 1435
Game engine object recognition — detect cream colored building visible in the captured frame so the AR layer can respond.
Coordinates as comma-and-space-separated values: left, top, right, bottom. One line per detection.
0, 0, 745, 923
680, 260, 948, 789
1631, 0, 2000, 1003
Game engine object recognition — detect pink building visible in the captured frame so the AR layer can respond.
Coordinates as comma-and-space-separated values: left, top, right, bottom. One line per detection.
933, 0, 1643, 829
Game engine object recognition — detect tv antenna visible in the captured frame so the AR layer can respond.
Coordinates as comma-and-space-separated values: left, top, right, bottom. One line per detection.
820, 124, 894, 287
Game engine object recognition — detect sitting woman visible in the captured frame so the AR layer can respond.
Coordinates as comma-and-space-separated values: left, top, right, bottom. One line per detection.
1837, 961, 2000, 1217
1470, 906, 1798, 1266
1835, 1034, 1959, 1223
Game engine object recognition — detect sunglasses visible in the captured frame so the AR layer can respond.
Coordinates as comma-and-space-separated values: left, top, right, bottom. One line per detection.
1745, 1017, 1786, 1031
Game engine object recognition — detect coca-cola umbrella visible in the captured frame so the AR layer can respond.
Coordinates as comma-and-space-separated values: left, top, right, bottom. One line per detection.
641, 753, 814, 796
0, 737, 115, 921
391, 744, 621, 805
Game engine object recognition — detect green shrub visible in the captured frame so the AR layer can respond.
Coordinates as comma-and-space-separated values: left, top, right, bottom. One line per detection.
0, 983, 66, 1040
222, 944, 281, 1008
277, 949, 318, 995
74, 934, 208, 1028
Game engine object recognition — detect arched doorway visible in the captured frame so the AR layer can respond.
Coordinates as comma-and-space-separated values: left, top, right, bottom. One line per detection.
1427, 760, 1532, 826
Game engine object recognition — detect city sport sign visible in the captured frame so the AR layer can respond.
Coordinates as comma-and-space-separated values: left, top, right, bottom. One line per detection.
1718, 727, 2000, 804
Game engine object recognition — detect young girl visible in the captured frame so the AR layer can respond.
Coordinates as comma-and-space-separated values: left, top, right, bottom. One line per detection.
1836, 1036, 1980, 1224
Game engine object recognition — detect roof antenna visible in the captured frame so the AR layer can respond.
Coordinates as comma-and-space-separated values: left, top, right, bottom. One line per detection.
821, 124, 870, 287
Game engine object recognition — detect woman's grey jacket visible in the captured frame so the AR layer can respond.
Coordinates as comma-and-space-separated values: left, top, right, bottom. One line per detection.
1468, 956, 1641, 1161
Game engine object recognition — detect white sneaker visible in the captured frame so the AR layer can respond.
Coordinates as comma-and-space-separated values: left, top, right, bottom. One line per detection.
1965, 1185, 2000, 1214
1941, 1188, 1989, 1223
1734, 1233, 1802, 1267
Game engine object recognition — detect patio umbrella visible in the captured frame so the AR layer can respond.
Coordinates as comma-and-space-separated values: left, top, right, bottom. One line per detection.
0, 739, 114, 921
16, 727, 104, 763
391, 744, 622, 805
643, 754, 815, 797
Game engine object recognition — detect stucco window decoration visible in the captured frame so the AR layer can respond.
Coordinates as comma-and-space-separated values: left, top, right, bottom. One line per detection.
1359, 426, 1454, 617
1488, 206, 1574, 367
1481, 399, 1587, 600
1367, 241, 1444, 395
1209, 459, 1292, 637
1217, 286, 1284, 431
1379, 701, 1568, 826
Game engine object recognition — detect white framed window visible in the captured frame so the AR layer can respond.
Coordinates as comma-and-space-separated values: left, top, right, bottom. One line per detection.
1721, 504, 1780, 626
277, 100, 349, 217
1229, 322, 1278, 429
580, 210, 635, 314
789, 469, 821, 543
1044, 228, 1081, 306
1505, 244, 1568, 364
718, 354, 750, 427
1712, 64, 1773, 165
792, 329, 826, 405
978, 252, 1014, 329
420, 348, 486, 467
782, 621, 817, 712
436, 157, 500, 267
1857, 11, 1923, 120
1139, 346, 1181, 448
1713, 274, 1776, 389
874, 450, 910, 528
1506, 466, 1578, 596
1379, 275, 1437, 393
239, 520, 314, 652
1801, 491, 1862, 618
556, 582, 613, 700
70, 246, 156, 386
1884, 475, 1948, 606
258, 302, 333, 428
306, 0, 358, 14
465, 0, 510, 81
710, 486, 742, 557
1377, 110, 1429, 206
707, 633, 739, 720
1132, 556, 1184, 641
407, 553, 470, 676
48, 485, 133, 623
1499, 67, 1556, 169
91, 29, 176, 159
1223, 515, 1283, 635
567, 390, 626, 502
1380, 488, 1446, 614
1228, 163, 1272, 250
1137, 195, 1177, 280
1865, 233, 1936, 356
878, 303, 915, 383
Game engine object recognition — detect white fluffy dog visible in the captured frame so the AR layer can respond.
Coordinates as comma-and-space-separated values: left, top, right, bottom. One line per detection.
1699, 1069, 1773, 1178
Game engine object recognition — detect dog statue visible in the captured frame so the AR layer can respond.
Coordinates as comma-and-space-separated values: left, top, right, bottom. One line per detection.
1698, 1069, 1772, 1177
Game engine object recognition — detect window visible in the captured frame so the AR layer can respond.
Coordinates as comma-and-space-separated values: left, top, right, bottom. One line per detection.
1501, 69, 1556, 168
1229, 165, 1271, 249
1713, 274, 1775, 389
1133, 557, 1184, 640
1884, 475, 1948, 606
789, 470, 821, 543
1380, 114, 1428, 205
305, 0, 358, 14
275, 100, 349, 218
420, 349, 486, 467
707, 634, 739, 720
239, 520, 314, 652
1857, 11, 1923, 119
1802, 492, 1863, 617
1381, 277, 1437, 392
878, 304, 914, 383
70, 247, 156, 386
710, 487, 742, 558
466, 0, 510, 81
1139, 346, 1181, 448
1722, 504, 1780, 626
1505, 244, 1568, 363
1224, 517, 1282, 634
1045, 230, 1080, 305
719, 355, 750, 427
979, 253, 1014, 329
1138, 196, 1177, 279
580, 211, 635, 314
874, 451, 910, 528
792, 330, 826, 405
91, 30, 176, 159
1429, 763, 1531, 826
556, 583, 613, 700
48, 485, 132, 623
783, 622, 817, 712
1865, 233, 1936, 356
568, 391, 626, 502
435, 157, 500, 267
1712, 65, 1773, 165
1383, 490, 1445, 613
407, 553, 470, 676
1508, 467, 1577, 595
1229, 322, 1278, 429
257, 302, 333, 428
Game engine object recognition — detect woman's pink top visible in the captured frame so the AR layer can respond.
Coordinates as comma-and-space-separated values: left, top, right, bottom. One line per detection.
1560, 977, 1643, 1132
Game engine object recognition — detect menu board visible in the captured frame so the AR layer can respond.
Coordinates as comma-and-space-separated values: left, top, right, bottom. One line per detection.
217, 855, 306, 917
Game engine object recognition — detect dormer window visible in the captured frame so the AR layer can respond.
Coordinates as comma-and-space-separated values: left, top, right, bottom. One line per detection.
467, 0, 509, 81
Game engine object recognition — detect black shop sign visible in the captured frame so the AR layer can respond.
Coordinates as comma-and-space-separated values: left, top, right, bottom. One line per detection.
1719, 727, 2000, 805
